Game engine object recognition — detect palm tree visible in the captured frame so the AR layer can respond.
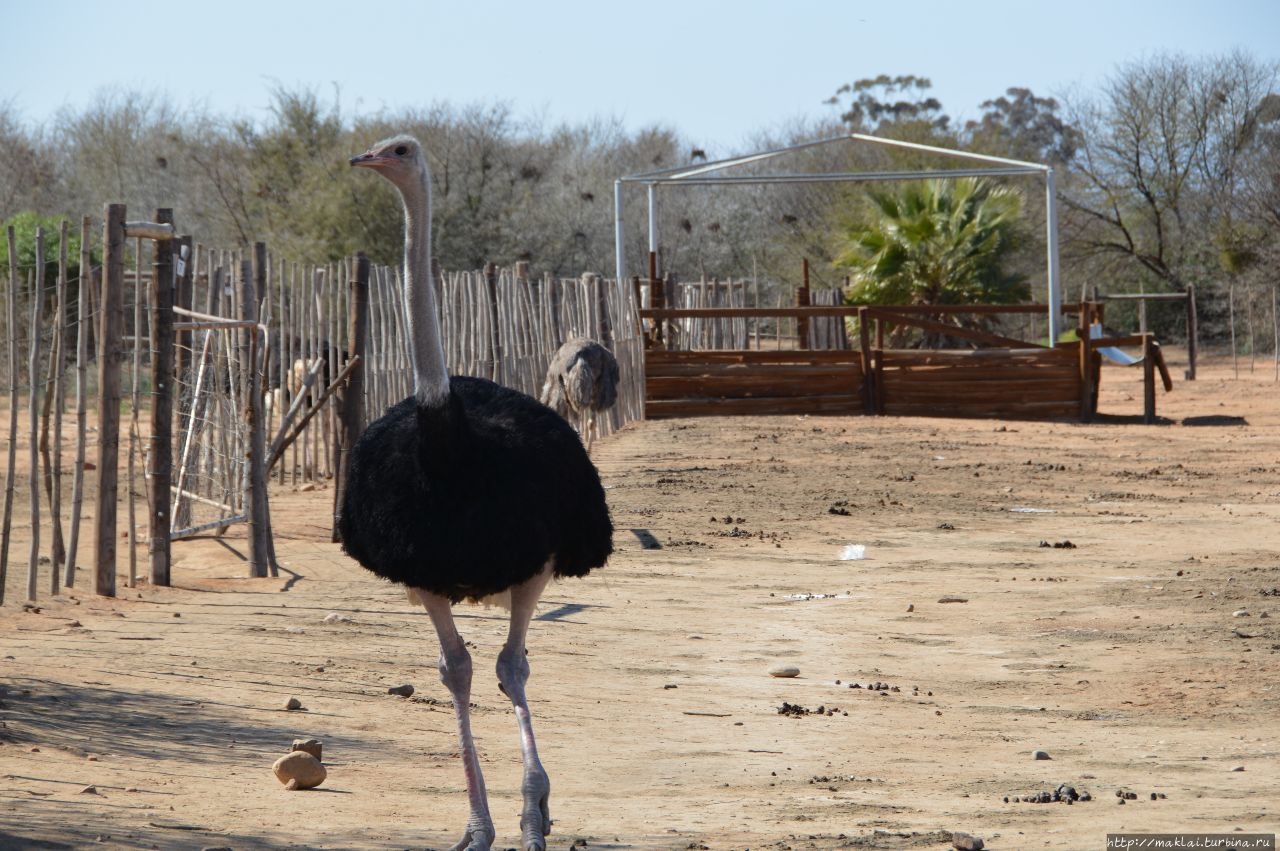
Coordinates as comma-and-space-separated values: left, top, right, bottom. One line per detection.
838, 177, 1030, 346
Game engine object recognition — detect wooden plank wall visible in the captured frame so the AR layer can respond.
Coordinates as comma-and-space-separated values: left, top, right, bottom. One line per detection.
645, 349, 864, 418
875, 345, 1083, 419
638, 300, 1166, 422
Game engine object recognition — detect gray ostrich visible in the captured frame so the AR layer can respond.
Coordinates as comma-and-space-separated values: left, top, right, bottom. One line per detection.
539, 337, 620, 452
341, 135, 613, 851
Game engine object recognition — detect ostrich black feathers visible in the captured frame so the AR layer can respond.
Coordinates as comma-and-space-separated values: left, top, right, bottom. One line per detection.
338, 375, 613, 602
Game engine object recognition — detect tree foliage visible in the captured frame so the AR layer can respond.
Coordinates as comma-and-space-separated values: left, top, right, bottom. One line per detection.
0, 52, 1275, 351
1059, 51, 1280, 291
839, 178, 1028, 305
1, 211, 97, 289
826, 74, 950, 135
964, 88, 1081, 167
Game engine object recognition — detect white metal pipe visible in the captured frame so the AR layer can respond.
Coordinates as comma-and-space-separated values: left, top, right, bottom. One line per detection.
628, 136, 853, 181
1045, 169, 1062, 346
614, 180, 626, 284
638, 166, 1041, 187
849, 133, 1050, 171
647, 183, 659, 259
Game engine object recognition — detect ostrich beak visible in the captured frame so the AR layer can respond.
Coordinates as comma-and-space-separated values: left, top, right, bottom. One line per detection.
349, 151, 387, 169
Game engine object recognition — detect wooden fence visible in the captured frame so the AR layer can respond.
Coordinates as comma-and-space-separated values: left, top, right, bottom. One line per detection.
638, 300, 1172, 423
1, 206, 643, 606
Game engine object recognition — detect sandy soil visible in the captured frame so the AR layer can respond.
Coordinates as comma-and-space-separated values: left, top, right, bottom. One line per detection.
2, 352, 1278, 851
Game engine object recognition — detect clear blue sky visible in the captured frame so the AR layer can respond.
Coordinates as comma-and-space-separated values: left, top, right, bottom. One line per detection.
3, 0, 1278, 154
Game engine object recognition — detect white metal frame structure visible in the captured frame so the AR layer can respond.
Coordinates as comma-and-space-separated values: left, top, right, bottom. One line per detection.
614, 133, 1064, 344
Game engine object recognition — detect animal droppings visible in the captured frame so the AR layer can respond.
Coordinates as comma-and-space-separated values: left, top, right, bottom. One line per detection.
387, 683, 415, 697
272, 751, 326, 790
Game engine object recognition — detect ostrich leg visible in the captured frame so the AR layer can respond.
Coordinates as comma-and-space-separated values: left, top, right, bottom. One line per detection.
420, 591, 496, 851
496, 565, 554, 851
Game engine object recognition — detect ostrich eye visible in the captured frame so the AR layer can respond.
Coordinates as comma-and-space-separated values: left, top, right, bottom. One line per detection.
394, 145, 408, 156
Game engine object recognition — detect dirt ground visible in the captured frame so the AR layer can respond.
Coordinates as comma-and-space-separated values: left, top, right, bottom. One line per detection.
2, 352, 1279, 851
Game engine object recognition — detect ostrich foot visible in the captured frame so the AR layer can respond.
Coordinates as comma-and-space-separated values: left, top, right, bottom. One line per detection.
447, 823, 495, 851
519, 779, 551, 851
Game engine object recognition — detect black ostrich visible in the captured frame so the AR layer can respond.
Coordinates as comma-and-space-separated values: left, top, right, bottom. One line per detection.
339, 134, 613, 851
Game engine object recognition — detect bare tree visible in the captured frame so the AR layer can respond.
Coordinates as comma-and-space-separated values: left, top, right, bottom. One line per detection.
1060, 51, 1280, 292
0, 103, 57, 215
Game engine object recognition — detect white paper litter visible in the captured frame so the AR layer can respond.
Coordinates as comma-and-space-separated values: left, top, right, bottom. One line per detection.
1008, 507, 1055, 514
838, 544, 867, 560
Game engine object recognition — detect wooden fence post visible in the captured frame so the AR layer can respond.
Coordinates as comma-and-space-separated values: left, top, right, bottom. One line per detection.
64, 218, 92, 589
858, 307, 876, 415
47, 220, 70, 592
0, 227, 19, 606
94, 204, 127, 597
484, 262, 501, 382
1079, 301, 1095, 422
1185, 283, 1197, 381
1143, 333, 1157, 424
798, 258, 811, 349
333, 252, 369, 543
253, 242, 280, 574
242, 249, 275, 578
148, 209, 175, 586
174, 237, 194, 383
26, 233, 43, 602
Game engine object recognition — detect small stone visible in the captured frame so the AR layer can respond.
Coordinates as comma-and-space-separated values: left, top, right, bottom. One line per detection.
769, 665, 800, 678
1032, 750, 1051, 760
906, 604, 914, 612
1233, 610, 1250, 617
272, 751, 326, 790
1231, 765, 1245, 772
952, 830, 985, 850
938, 595, 969, 604
284, 697, 303, 711
291, 739, 322, 760
387, 684, 415, 697
79, 785, 98, 795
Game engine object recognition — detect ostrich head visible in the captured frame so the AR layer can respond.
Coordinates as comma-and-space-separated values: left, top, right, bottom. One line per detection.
349, 134, 429, 194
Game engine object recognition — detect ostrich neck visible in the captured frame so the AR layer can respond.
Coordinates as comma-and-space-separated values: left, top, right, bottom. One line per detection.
401, 171, 450, 405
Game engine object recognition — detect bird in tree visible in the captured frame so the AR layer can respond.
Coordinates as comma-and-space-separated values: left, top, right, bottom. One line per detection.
340, 134, 613, 851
